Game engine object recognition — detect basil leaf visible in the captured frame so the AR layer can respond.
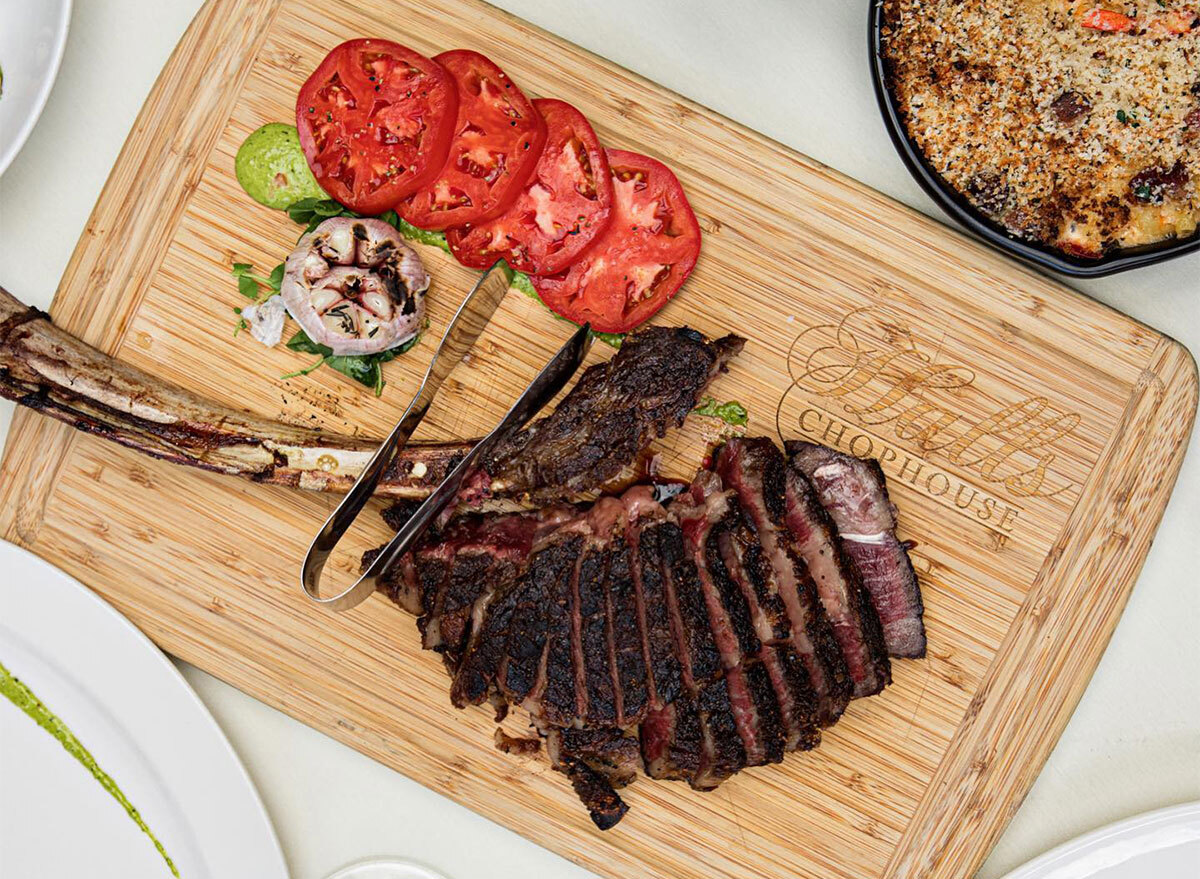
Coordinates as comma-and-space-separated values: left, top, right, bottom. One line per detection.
325, 354, 377, 388
286, 328, 332, 356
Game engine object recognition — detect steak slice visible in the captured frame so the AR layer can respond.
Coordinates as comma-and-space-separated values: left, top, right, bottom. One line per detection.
486, 327, 745, 500
786, 441, 926, 658
498, 537, 580, 707
640, 695, 704, 781
718, 438, 890, 698
450, 520, 583, 708
712, 440, 852, 723
608, 533, 650, 727
716, 510, 822, 750
579, 537, 619, 728
762, 644, 821, 751
556, 757, 630, 831
691, 676, 747, 789
625, 503, 684, 712
539, 532, 587, 727
782, 462, 890, 695
367, 508, 569, 668
672, 473, 788, 767
546, 727, 641, 789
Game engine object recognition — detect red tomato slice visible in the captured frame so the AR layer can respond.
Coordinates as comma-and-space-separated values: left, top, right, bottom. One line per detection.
531, 149, 701, 334
446, 99, 613, 274
296, 39, 458, 215
398, 50, 547, 231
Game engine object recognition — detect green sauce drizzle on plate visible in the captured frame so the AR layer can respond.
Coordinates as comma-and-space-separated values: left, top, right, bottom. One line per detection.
0, 659, 180, 876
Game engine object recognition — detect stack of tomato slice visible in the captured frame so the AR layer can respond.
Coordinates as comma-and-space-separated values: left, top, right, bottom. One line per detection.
296, 39, 701, 334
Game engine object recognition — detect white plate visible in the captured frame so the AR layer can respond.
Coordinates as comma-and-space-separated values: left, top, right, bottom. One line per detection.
0, 0, 71, 176
0, 541, 288, 879
1001, 801, 1200, 879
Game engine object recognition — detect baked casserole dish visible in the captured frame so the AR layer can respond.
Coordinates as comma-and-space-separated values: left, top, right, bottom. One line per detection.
874, 1, 1199, 273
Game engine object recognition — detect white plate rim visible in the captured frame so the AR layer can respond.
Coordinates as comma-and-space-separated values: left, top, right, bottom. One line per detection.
1000, 800, 1200, 879
0, 0, 72, 176
0, 539, 289, 878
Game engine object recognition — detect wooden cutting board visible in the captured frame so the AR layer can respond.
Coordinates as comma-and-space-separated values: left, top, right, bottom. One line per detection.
1, 1, 1195, 877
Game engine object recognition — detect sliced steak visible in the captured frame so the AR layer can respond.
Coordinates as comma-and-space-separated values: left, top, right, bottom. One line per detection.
717, 438, 890, 697
579, 537, 618, 728
626, 510, 684, 711
651, 516, 747, 788
782, 462, 890, 695
539, 533, 587, 727
450, 520, 584, 708
711, 441, 851, 723
450, 575, 525, 709
786, 441, 926, 658
691, 675, 747, 789
557, 757, 629, 831
762, 644, 821, 751
640, 695, 704, 781
716, 509, 821, 750
607, 533, 650, 727
546, 727, 641, 789
673, 473, 789, 767
498, 537, 580, 708
486, 327, 745, 500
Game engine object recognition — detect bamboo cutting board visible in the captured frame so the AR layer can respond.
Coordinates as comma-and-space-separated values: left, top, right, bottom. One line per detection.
1, 1, 1195, 877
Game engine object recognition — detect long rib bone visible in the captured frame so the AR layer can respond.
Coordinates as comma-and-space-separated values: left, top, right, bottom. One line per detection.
0, 284, 467, 497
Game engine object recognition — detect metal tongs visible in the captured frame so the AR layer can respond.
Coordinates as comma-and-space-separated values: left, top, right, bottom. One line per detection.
301, 261, 593, 611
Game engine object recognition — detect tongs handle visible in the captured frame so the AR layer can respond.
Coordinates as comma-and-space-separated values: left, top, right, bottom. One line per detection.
354, 321, 592, 607
300, 269, 592, 611
300, 262, 511, 611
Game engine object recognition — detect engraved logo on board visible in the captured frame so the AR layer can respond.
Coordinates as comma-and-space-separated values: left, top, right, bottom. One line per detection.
775, 308, 1082, 535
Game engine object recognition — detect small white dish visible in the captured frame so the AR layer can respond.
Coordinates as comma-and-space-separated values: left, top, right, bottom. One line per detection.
0, 0, 72, 176
325, 858, 451, 879
1001, 801, 1200, 879
0, 541, 288, 878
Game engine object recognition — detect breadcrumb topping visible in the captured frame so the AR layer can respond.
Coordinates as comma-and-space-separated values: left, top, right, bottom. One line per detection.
882, 0, 1199, 256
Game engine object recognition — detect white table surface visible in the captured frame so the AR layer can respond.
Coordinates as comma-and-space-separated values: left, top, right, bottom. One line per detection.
0, 2, 1196, 877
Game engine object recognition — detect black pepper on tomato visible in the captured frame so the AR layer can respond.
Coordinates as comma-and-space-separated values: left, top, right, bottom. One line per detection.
530, 149, 701, 334
397, 50, 547, 232
446, 98, 614, 275
295, 39, 458, 215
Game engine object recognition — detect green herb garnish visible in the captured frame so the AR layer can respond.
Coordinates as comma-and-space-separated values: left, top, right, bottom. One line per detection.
1115, 108, 1140, 128
284, 328, 421, 397
692, 397, 749, 427
231, 262, 284, 300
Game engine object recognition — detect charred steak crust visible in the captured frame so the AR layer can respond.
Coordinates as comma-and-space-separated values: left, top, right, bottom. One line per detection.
485, 327, 745, 499
559, 757, 630, 831
540, 536, 585, 727
579, 544, 618, 727
608, 536, 650, 727
499, 542, 574, 704
632, 522, 684, 709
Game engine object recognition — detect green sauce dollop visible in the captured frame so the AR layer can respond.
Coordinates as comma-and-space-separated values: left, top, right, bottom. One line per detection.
0, 659, 180, 876
235, 122, 326, 210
